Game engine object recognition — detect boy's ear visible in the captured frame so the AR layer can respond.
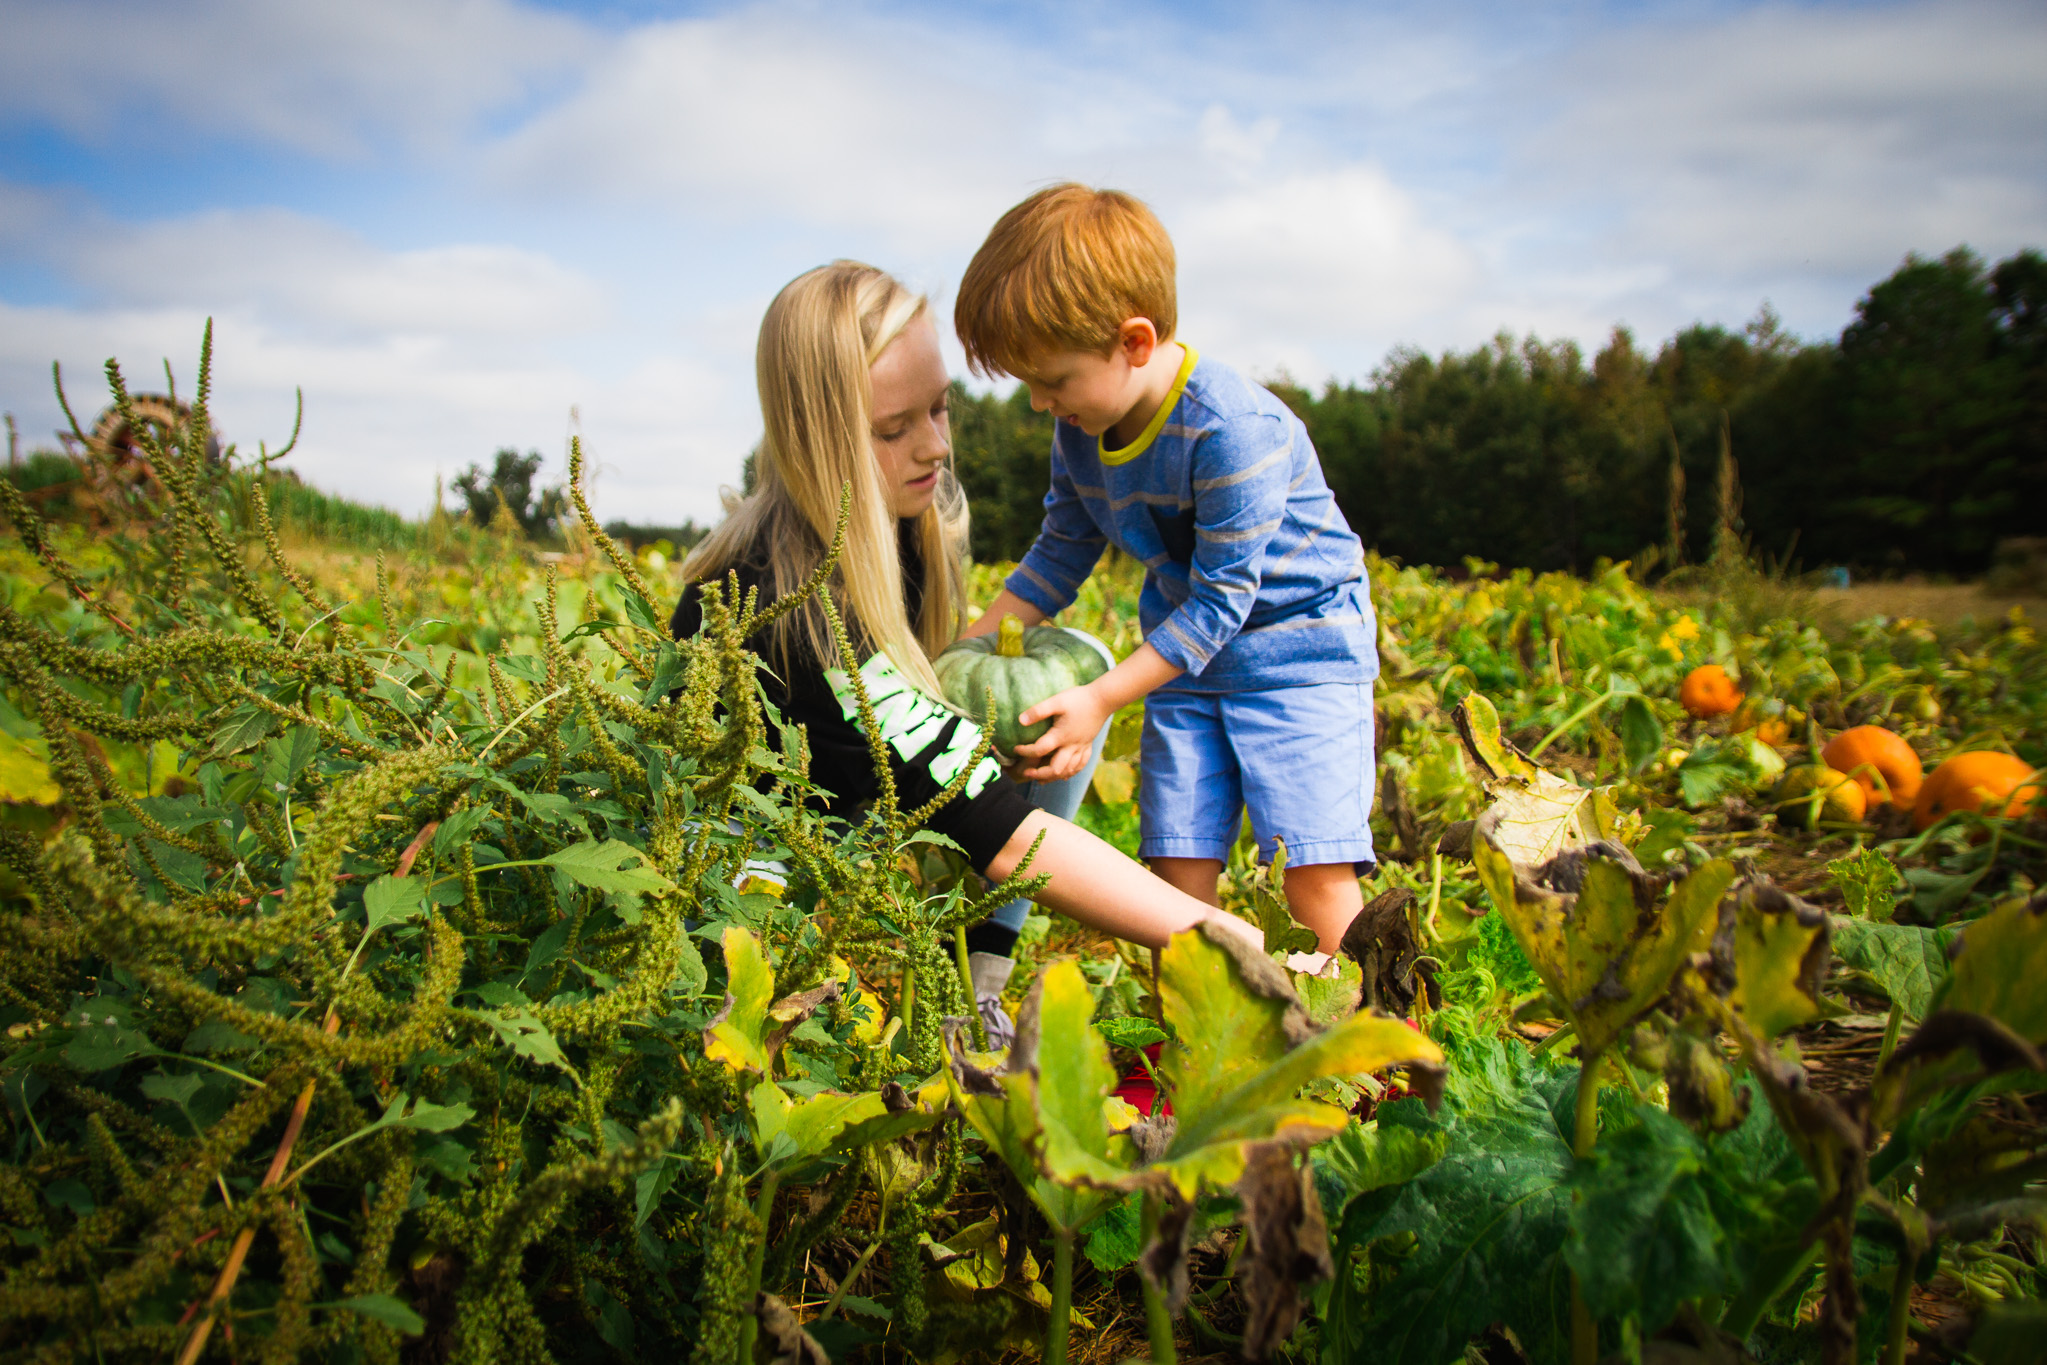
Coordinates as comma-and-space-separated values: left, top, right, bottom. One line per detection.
1116, 317, 1160, 368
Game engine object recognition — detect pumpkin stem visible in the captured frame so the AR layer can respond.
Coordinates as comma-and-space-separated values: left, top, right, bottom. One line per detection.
997, 614, 1026, 658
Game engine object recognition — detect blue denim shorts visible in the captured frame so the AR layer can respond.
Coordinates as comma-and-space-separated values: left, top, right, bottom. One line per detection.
1138, 681, 1376, 868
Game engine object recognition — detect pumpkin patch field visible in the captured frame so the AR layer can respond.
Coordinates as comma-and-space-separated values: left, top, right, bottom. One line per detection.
0, 347, 2043, 1365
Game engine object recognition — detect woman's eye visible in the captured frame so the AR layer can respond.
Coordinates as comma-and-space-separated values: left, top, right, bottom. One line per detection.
877, 426, 907, 442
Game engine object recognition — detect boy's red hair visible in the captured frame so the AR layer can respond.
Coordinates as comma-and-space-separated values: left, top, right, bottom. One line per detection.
955, 184, 1177, 378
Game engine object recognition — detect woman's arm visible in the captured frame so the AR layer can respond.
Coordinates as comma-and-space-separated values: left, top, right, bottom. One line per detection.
983, 809, 1263, 952
958, 587, 1046, 640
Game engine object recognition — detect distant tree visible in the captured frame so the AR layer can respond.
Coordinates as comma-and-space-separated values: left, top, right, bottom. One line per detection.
602, 520, 710, 551
939, 251, 2042, 577
452, 449, 566, 538
948, 381, 1054, 562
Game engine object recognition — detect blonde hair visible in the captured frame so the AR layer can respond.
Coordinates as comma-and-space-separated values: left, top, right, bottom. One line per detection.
955, 183, 1177, 379
684, 261, 968, 697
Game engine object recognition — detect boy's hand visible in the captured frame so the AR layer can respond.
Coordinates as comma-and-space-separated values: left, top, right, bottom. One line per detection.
1009, 682, 1112, 782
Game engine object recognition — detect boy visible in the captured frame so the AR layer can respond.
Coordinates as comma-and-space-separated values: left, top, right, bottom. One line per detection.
954, 184, 1380, 953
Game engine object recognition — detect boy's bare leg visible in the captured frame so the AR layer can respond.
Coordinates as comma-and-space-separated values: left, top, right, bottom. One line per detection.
1146, 857, 1224, 908
1283, 861, 1366, 956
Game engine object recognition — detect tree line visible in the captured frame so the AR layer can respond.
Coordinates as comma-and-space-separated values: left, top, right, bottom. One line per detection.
950, 246, 2046, 577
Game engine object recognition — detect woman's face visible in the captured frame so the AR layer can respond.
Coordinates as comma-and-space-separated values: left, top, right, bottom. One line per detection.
869, 312, 952, 520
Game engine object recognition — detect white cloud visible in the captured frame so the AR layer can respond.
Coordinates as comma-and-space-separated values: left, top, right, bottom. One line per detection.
0, 0, 591, 158
1, 198, 607, 343
3, 0, 2044, 531
1172, 165, 1481, 378
0, 186, 760, 522
484, 9, 1043, 247
1505, 0, 2047, 290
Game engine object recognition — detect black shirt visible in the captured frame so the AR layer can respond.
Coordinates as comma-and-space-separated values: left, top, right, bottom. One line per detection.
668, 528, 1035, 873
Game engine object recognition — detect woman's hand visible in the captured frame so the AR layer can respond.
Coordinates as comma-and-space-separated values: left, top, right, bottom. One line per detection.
1008, 682, 1111, 782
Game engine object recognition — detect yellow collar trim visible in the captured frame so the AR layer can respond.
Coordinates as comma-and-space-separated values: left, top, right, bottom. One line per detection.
1099, 344, 1198, 466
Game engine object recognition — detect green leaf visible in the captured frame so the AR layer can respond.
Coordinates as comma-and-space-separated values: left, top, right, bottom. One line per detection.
703, 927, 774, 1074
1096, 1016, 1167, 1050
62, 998, 156, 1072
1619, 694, 1663, 775
1563, 1107, 1733, 1335
207, 703, 279, 757
899, 829, 968, 855
541, 839, 675, 895
1081, 1193, 1144, 1272
1314, 1111, 1450, 1211
1631, 807, 1695, 870
1676, 742, 1750, 807
478, 1007, 574, 1075
372, 1092, 475, 1135
749, 1078, 949, 1181
44, 1177, 94, 1217
1827, 846, 1901, 920
143, 839, 208, 892
433, 804, 490, 856
561, 618, 632, 643
512, 789, 590, 834
1250, 838, 1319, 956
362, 875, 427, 934
1829, 915, 1954, 1021
635, 1157, 679, 1228
952, 967, 1133, 1236
1726, 881, 1832, 1040
640, 644, 685, 706
495, 654, 546, 684
1328, 1040, 1576, 1365
335, 1294, 425, 1335
1027, 960, 1135, 1192
622, 591, 661, 634
1296, 952, 1365, 1025
140, 1071, 204, 1108
1147, 925, 1444, 1198
1452, 693, 1619, 864
1473, 826, 1733, 1056
1933, 896, 2047, 1044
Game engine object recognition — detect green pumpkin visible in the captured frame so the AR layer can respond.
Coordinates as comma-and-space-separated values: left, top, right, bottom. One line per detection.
934, 615, 1111, 758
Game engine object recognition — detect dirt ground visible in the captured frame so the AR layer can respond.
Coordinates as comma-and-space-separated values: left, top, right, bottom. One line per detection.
1811, 581, 2045, 630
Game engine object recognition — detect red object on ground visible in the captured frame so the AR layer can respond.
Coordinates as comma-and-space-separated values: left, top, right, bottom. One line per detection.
1112, 1043, 1172, 1118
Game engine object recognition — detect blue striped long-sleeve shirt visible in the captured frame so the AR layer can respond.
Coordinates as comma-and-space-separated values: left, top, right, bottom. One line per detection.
1004, 349, 1378, 694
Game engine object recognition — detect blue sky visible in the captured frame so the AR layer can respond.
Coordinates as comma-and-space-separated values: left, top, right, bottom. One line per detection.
2, 0, 2042, 523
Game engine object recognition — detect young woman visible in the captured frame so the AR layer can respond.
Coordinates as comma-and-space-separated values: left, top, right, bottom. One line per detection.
670, 261, 1260, 1036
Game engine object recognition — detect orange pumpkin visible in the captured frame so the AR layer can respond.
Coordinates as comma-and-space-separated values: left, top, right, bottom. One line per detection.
1679, 664, 1742, 719
1776, 765, 1868, 828
1820, 726, 1924, 808
1732, 698, 1791, 746
1912, 751, 2045, 831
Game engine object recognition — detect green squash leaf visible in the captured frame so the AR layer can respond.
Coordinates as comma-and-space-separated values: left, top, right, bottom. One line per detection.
1618, 694, 1664, 775
1829, 915, 1954, 1021
1726, 880, 1832, 1040
703, 927, 775, 1075
1933, 896, 2047, 1044
1827, 846, 1901, 921
1473, 823, 1732, 1057
1563, 1107, 1733, 1333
